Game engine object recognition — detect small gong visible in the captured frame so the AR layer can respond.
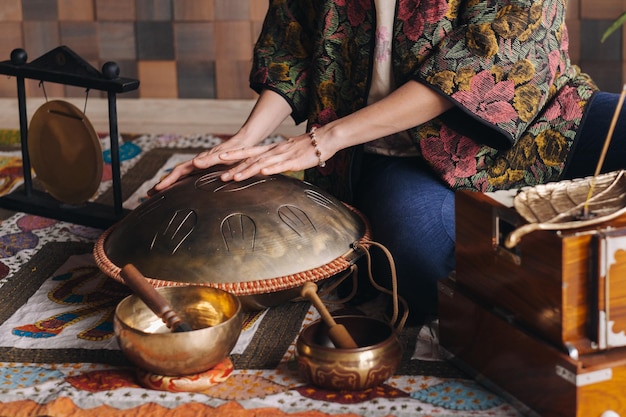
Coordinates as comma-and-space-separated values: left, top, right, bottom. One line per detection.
28, 100, 103, 205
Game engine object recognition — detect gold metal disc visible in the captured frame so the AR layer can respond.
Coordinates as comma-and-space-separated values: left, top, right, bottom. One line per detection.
27, 100, 103, 205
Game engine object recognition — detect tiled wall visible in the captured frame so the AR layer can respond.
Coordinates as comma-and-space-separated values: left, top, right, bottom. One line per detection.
566, 0, 626, 93
0, 0, 266, 99
0, 0, 624, 100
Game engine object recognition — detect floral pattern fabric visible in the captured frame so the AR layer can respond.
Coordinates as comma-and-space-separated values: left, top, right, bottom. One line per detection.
250, 0, 597, 201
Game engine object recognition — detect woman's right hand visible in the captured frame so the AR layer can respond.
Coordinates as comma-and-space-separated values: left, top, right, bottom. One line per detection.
149, 137, 251, 194
149, 89, 295, 195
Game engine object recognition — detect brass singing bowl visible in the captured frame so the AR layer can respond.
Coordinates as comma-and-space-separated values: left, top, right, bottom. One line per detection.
114, 286, 243, 376
295, 315, 403, 391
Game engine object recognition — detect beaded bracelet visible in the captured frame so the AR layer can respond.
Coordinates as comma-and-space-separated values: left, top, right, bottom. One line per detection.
308, 126, 326, 167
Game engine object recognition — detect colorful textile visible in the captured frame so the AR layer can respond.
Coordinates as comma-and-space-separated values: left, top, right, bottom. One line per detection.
250, 0, 598, 200
0, 132, 523, 416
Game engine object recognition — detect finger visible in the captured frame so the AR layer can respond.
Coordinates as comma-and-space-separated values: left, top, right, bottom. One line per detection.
230, 154, 295, 180
146, 185, 159, 197
218, 145, 279, 180
257, 141, 321, 175
220, 156, 272, 181
191, 149, 224, 168
153, 161, 196, 191
258, 156, 311, 176
219, 144, 273, 161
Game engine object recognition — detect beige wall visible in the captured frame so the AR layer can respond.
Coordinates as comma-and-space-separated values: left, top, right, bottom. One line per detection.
0, 0, 624, 101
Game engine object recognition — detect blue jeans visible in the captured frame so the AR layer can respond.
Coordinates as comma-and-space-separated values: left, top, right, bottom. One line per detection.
563, 91, 626, 179
353, 154, 455, 323
352, 91, 626, 324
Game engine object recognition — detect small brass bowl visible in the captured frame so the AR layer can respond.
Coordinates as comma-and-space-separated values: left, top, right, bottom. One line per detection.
114, 286, 243, 376
295, 315, 403, 391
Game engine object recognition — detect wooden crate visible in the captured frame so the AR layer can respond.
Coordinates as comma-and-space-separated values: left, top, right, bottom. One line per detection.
439, 278, 626, 417
454, 190, 626, 355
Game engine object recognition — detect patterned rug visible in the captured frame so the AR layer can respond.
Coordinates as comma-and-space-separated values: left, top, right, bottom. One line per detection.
0, 130, 523, 417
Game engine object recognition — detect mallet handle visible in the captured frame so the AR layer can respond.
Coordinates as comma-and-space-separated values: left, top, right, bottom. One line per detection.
301, 281, 358, 349
120, 264, 193, 332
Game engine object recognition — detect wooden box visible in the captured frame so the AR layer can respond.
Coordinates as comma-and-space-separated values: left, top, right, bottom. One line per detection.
438, 278, 626, 417
454, 190, 626, 355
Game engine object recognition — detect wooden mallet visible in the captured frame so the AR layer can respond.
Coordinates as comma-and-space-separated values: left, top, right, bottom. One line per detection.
120, 264, 194, 333
300, 281, 358, 349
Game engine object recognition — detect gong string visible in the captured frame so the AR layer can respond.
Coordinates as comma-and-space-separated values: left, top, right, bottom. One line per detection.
583, 83, 626, 218
38, 80, 91, 115
38, 80, 47, 102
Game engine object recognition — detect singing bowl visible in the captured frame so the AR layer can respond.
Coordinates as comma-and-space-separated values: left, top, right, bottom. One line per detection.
114, 286, 243, 376
295, 315, 403, 391
95, 167, 370, 310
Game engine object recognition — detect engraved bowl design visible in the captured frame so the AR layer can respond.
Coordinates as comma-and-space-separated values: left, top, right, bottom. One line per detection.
295, 315, 403, 391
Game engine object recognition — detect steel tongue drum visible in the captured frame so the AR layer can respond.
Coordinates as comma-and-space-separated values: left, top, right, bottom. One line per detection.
95, 168, 370, 310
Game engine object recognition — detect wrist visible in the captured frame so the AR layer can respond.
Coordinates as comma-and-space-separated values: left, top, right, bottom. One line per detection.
233, 125, 268, 147
307, 122, 348, 167
308, 126, 326, 167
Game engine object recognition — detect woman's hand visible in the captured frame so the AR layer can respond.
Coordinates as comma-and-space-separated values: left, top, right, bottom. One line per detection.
218, 130, 330, 181
151, 89, 294, 193
215, 81, 452, 184
150, 132, 328, 194
151, 80, 453, 193
150, 128, 329, 193
150, 137, 256, 193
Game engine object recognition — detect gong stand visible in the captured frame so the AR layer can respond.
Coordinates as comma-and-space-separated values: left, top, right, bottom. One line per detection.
0, 46, 139, 228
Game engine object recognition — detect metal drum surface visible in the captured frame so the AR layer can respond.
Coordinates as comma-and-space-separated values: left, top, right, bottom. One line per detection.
94, 168, 370, 309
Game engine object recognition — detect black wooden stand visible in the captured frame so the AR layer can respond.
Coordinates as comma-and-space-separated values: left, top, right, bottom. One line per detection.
0, 46, 140, 229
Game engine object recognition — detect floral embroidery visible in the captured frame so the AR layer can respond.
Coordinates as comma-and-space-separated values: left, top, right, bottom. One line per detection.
422, 125, 481, 182
285, 22, 308, 59
452, 70, 517, 125
546, 85, 584, 122
336, 0, 370, 26
398, 0, 449, 42
487, 158, 527, 189
492, 5, 533, 40
514, 84, 542, 123
466, 23, 499, 58
509, 59, 536, 85
536, 130, 569, 167
429, 70, 456, 95
269, 62, 291, 82
454, 67, 475, 91
252, 0, 597, 198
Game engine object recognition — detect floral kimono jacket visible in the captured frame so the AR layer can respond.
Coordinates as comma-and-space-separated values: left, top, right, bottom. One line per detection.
250, 0, 598, 203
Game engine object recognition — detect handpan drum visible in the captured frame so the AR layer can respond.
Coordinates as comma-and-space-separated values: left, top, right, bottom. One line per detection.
94, 167, 370, 310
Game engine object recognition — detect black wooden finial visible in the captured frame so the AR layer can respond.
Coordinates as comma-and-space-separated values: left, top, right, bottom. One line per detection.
10, 48, 27, 65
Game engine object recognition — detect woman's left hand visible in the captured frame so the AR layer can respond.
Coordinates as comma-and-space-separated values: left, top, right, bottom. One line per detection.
219, 132, 328, 181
